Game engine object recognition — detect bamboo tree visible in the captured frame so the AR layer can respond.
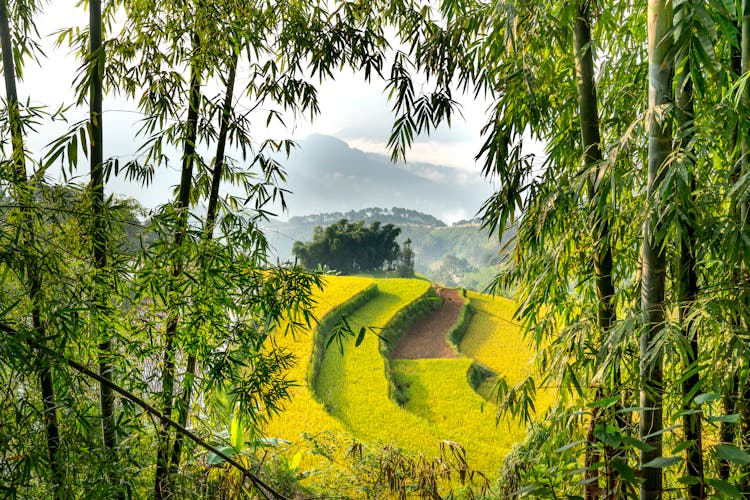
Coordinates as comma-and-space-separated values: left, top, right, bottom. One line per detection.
88, 0, 120, 492
673, 2, 704, 495
640, 1, 672, 498
0, 2, 64, 497
169, 49, 238, 474
153, 32, 202, 499
720, 9, 742, 482
739, 0, 750, 494
573, 2, 618, 497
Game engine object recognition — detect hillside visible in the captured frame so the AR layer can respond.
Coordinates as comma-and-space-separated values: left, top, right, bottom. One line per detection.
263, 275, 539, 497
263, 207, 515, 291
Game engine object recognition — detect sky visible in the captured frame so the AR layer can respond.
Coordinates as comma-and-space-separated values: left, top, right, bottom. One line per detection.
13, 2, 498, 223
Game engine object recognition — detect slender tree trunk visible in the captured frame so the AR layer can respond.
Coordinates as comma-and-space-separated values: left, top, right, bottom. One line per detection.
741, 4, 750, 495
1, 3, 63, 497
640, 1, 672, 499
741, 381, 750, 496
674, 30, 704, 497
88, 1, 120, 493
719, 388, 737, 480
169, 51, 238, 475
574, 3, 618, 497
720, 15, 743, 482
154, 37, 202, 500
204, 54, 238, 240
34, 308, 64, 499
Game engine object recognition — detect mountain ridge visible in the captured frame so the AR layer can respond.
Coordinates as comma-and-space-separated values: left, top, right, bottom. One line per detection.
278, 134, 492, 224
264, 206, 513, 292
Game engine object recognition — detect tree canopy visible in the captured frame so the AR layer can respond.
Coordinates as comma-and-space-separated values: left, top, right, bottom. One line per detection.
293, 219, 401, 274
377, 0, 750, 497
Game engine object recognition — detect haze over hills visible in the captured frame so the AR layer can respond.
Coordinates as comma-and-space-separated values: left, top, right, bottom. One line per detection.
263, 206, 514, 292
257, 133, 506, 290
276, 134, 494, 224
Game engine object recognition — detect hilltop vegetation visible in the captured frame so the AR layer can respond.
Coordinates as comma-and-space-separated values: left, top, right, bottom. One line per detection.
288, 206, 446, 228
292, 219, 403, 274
266, 207, 514, 291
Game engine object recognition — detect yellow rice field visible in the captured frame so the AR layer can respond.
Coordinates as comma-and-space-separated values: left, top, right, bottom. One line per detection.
390, 357, 527, 472
262, 277, 546, 488
460, 290, 555, 414
313, 279, 454, 457
263, 276, 374, 468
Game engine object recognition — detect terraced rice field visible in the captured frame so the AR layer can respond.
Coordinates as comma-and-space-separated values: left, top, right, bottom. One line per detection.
459, 290, 555, 412
390, 357, 527, 470
262, 276, 542, 486
263, 276, 373, 466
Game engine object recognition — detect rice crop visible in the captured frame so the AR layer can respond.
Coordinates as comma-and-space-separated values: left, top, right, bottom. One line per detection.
460, 291, 555, 413
390, 357, 527, 473
262, 276, 374, 467
262, 278, 549, 490
313, 279, 451, 458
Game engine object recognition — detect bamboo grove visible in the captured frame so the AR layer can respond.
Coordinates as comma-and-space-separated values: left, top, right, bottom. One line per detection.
2, 0, 750, 498
0, 0, 391, 497
381, 0, 750, 497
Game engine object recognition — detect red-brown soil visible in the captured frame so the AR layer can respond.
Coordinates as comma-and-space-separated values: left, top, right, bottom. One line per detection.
391, 287, 463, 359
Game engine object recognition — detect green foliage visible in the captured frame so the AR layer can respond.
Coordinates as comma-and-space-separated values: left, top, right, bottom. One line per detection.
496, 425, 578, 498
293, 219, 402, 274
289, 207, 446, 228
432, 254, 477, 287
0, 0, 404, 496
378, 0, 750, 496
444, 290, 473, 349
8, 0, 750, 496
396, 238, 415, 278
270, 209, 514, 289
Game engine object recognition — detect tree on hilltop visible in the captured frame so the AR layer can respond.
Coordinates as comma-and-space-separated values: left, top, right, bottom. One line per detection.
293, 219, 401, 274
396, 238, 415, 278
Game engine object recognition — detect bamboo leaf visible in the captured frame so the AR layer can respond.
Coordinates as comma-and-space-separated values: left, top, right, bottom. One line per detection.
706, 478, 743, 498
611, 458, 639, 484
554, 440, 585, 453
693, 392, 721, 405
354, 326, 366, 347
641, 456, 682, 469
621, 435, 656, 453
714, 445, 750, 465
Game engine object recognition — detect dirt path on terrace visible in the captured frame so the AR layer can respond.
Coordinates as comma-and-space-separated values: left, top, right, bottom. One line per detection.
391, 287, 463, 359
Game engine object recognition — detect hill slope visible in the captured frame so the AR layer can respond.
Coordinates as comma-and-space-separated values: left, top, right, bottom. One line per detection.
262, 276, 537, 496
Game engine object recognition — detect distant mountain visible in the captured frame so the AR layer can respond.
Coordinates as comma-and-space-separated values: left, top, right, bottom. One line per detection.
276, 134, 493, 224
288, 207, 446, 228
